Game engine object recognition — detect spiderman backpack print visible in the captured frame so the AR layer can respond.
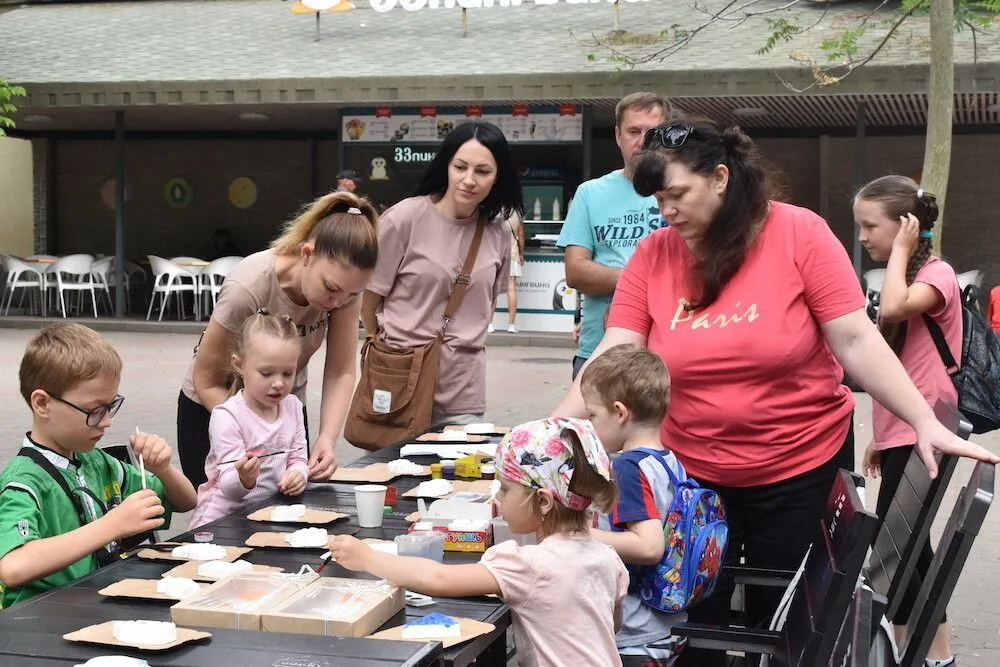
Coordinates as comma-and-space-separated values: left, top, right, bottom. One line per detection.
635, 448, 729, 613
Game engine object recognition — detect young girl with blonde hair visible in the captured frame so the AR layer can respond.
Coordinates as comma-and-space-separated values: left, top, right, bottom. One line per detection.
329, 417, 629, 667
178, 192, 379, 487
189, 311, 309, 528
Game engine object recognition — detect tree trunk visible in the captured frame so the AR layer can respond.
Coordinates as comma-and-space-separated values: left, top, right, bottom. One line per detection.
922, 0, 954, 255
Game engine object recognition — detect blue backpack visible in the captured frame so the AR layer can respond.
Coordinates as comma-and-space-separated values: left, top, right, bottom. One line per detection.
634, 448, 729, 614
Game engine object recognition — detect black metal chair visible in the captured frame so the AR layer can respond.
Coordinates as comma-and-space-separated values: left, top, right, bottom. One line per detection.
658, 469, 879, 667
891, 461, 995, 667
829, 583, 875, 667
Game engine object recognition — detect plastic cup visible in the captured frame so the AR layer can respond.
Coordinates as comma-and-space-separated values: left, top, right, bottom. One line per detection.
394, 533, 428, 558
355, 484, 388, 528
421, 530, 446, 562
395, 531, 446, 562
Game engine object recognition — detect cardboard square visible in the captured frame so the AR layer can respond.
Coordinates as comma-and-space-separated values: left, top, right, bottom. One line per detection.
247, 506, 348, 525
444, 424, 510, 436
136, 544, 251, 563
416, 432, 489, 443
162, 560, 284, 582
261, 577, 404, 637
170, 572, 317, 631
246, 531, 330, 550
328, 462, 431, 483
368, 617, 495, 648
99, 578, 210, 601
63, 621, 211, 651
402, 479, 495, 499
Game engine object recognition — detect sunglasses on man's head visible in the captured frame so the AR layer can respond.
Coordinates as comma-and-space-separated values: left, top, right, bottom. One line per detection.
642, 124, 697, 151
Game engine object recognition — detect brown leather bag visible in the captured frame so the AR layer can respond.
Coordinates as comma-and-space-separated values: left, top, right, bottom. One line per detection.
344, 218, 486, 450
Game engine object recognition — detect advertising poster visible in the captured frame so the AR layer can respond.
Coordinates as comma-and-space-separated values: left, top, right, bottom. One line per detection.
342, 105, 583, 144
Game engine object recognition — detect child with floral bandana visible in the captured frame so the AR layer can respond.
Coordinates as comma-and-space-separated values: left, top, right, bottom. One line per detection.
328, 418, 629, 667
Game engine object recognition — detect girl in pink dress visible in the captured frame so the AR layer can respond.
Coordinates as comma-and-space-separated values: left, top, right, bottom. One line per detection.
190, 312, 309, 528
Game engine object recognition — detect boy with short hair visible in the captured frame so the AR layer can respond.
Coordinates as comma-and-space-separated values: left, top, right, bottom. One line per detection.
0, 323, 197, 608
582, 343, 686, 666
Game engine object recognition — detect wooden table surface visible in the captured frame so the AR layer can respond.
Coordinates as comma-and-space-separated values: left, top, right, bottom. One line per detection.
0, 432, 511, 666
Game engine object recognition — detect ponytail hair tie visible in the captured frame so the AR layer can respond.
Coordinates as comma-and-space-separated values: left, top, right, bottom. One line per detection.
347, 207, 362, 215
919, 229, 934, 239
916, 188, 924, 200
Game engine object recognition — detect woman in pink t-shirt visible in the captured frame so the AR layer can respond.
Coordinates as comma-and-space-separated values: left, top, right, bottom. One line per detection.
552, 120, 998, 662
855, 175, 960, 667
361, 121, 522, 426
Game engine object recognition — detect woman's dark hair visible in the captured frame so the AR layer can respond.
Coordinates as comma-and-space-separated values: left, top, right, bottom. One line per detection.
633, 119, 777, 310
854, 175, 939, 354
414, 120, 525, 223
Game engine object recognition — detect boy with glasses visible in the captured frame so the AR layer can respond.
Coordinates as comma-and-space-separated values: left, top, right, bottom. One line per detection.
0, 323, 196, 608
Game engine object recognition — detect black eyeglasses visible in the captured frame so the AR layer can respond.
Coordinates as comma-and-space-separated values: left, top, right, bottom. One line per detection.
49, 393, 125, 427
642, 124, 697, 151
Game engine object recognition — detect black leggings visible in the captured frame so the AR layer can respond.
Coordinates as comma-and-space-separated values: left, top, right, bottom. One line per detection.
176, 391, 309, 488
875, 444, 946, 625
677, 420, 855, 667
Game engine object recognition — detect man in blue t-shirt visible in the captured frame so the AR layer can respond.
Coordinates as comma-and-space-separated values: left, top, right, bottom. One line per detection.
558, 92, 669, 378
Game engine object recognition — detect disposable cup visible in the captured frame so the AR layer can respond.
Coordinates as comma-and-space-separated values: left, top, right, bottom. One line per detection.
394, 531, 446, 562
355, 484, 388, 528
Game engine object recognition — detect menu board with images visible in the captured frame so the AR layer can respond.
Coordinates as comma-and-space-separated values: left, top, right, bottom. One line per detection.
341, 104, 582, 144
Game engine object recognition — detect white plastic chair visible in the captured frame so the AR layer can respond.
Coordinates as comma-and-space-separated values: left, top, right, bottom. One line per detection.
958, 269, 983, 292
198, 255, 242, 317
48, 254, 97, 318
147, 255, 198, 321
863, 268, 886, 316
2, 256, 45, 316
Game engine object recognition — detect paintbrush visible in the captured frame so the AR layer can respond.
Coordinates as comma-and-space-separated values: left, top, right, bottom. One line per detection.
317, 528, 360, 573
219, 450, 288, 465
135, 427, 146, 490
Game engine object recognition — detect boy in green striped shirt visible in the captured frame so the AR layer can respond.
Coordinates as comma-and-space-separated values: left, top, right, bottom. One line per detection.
0, 323, 197, 608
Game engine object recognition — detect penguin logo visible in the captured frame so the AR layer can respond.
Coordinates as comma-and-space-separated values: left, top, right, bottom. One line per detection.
370, 157, 390, 181
552, 279, 577, 311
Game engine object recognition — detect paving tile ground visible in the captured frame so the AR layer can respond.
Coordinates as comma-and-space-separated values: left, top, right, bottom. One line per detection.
0, 327, 998, 663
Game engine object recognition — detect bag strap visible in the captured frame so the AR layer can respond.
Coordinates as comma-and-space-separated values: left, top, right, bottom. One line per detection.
634, 447, 686, 489
921, 312, 960, 375
17, 447, 95, 524
439, 216, 486, 335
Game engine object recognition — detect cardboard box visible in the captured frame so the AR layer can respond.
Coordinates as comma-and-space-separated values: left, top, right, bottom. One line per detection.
170, 572, 316, 631
261, 577, 404, 638
412, 498, 494, 553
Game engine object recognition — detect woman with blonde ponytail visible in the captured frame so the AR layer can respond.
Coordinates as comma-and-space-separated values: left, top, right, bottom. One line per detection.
855, 175, 959, 667
178, 191, 379, 487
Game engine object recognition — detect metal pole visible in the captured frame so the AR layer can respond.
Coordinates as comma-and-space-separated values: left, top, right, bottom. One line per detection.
308, 136, 317, 198
851, 101, 867, 280
582, 104, 592, 182
114, 110, 127, 317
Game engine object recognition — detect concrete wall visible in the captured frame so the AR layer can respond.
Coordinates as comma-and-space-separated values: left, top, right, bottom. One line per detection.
0, 136, 34, 256
47, 132, 1000, 290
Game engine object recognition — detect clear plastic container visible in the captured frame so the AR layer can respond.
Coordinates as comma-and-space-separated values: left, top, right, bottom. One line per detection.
395, 531, 446, 562
490, 518, 536, 547
185, 573, 309, 613
280, 580, 394, 618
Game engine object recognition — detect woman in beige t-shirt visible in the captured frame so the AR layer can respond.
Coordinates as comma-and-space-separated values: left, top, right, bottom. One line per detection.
361, 121, 524, 425
177, 192, 379, 487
